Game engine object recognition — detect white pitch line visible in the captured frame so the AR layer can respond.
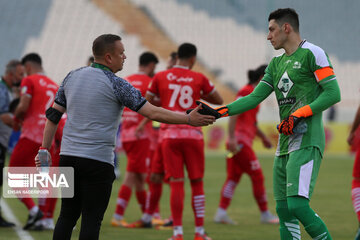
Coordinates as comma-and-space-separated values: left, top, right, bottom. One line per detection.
0, 199, 34, 240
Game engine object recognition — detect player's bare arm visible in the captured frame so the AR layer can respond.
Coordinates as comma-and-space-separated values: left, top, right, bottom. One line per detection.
201, 90, 223, 105
348, 105, 360, 145
256, 126, 272, 148
14, 94, 31, 119
0, 113, 15, 128
227, 116, 238, 153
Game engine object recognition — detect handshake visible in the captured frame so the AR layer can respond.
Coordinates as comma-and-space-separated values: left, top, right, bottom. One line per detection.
186, 101, 229, 119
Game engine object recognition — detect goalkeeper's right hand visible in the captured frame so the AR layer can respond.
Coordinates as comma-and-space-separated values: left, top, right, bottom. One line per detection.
186, 100, 229, 119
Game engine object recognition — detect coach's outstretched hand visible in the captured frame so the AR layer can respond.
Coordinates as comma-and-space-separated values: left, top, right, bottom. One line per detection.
187, 104, 216, 127
187, 101, 229, 119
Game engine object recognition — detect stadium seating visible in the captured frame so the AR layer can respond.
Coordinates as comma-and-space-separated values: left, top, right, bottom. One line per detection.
0, 0, 164, 83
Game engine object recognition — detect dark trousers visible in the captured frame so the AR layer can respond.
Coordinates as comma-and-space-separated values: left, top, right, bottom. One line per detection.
0, 144, 6, 187
53, 155, 115, 240
0, 144, 6, 214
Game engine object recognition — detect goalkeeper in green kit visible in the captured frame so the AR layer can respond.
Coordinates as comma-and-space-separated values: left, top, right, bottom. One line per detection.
190, 8, 340, 240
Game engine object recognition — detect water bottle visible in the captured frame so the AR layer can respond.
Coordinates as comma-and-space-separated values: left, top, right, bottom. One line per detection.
38, 149, 49, 174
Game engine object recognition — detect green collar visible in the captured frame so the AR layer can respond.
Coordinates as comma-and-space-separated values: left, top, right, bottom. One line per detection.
0, 77, 11, 90
91, 63, 113, 72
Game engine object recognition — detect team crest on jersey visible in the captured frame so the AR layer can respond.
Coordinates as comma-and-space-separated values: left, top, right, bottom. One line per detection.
293, 61, 301, 69
277, 71, 293, 98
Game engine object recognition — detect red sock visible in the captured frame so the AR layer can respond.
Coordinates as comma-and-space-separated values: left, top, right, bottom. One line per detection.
191, 180, 205, 227
170, 181, 184, 227
352, 179, 360, 222
115, 185, 132, 216
145, 182, 162, 215
46, 198, 58, 218
20, 198, 36, 211
251, 171, 268, 212
219, 178, 237, 210
38, 198, 46, 215
136, 190, 147, 213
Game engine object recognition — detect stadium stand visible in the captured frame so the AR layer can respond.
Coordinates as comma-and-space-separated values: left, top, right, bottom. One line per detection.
129, 0, 360, 122
0, 0, 164, 84
93, 0, 236, 104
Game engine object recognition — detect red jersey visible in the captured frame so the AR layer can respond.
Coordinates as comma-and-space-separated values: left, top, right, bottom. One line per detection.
147, 66, 215, 139
234, 84, 260, 147
121, 73, 153, 142
20, 74, 58, 144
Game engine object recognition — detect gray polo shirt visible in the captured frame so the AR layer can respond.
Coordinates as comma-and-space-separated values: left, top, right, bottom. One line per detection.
0, 79, 13, 148
55, 65, 146, 165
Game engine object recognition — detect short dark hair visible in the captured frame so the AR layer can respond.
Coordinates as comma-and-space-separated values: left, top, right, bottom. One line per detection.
248, 64, 267, 84
268, 8, 299, 32
21, 53, 42, 66
139, 52, 159, 66
88, 56, 94, 63
92, 34, 122, 58
169, 51, 177, 60
5, 60, 21, 74
177, 43, 197, 59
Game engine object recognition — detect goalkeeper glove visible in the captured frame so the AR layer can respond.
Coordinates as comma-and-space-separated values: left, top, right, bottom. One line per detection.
277, 105, 313, 135
186, 101, 229, 119
277, 115, 302, 135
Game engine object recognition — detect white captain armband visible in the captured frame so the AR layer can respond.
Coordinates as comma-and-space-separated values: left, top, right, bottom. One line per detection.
45, 107, 64, 124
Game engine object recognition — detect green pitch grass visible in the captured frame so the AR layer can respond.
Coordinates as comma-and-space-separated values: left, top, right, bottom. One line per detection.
0, 153, 356, 240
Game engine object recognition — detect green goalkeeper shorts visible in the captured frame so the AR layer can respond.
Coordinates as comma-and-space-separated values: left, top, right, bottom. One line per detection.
273, 146, 322, 200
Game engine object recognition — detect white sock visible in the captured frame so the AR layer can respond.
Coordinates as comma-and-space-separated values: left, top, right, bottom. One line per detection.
173, 226, 183, 236
113, 213, 123, 221
216, 207, 227, 217
195, 226, 205, 235
29, 206, 39, 216
261, 210, 270, 217
141, 213, 152, 223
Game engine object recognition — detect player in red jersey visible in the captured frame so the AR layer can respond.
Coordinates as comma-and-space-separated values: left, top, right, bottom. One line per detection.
348, 105, 360, 240
9, 53, 59, 230
147, 43, 223, 240
127, 51, 178, 229
213, 65, 279, 225
111, 52, 159, 227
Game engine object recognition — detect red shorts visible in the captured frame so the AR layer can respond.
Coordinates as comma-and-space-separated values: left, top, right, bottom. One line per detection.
9, 137, 60, 168
123, 138, 150, 173
151, 142, 165, 174
353, 147, 360, 178
162, 138, 204, 180
227, 143, 262, 179
9, 138, 40, 167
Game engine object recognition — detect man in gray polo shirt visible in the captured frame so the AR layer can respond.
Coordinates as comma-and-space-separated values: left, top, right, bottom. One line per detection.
37, 34, 215, 240
0, 59, 24, 227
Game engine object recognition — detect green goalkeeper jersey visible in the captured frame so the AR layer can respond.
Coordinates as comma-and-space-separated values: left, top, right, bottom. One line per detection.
227, 40, 340, 156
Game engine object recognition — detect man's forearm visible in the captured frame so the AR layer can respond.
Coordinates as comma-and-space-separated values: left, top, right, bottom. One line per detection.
350, 106, 360, 134
42, 119, 58, 149
228, 116, 237, 138
0, 113, 14, 127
